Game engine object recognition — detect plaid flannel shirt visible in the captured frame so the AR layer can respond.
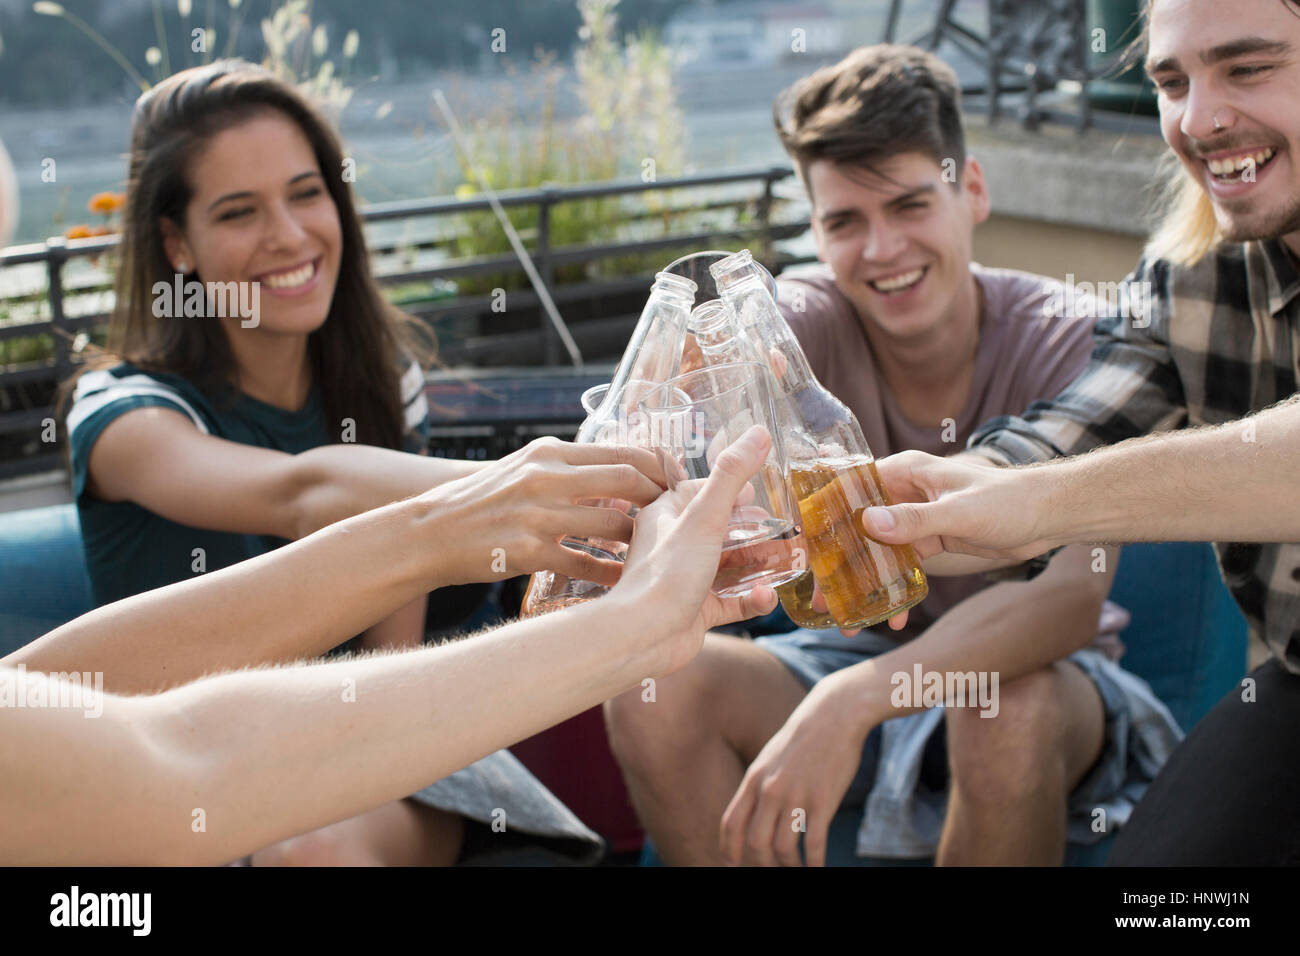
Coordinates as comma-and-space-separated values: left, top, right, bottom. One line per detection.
968, 238, 1300, 674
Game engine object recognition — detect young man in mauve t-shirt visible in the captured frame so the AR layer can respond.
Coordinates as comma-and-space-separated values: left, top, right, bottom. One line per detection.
605, 44, 1181, 866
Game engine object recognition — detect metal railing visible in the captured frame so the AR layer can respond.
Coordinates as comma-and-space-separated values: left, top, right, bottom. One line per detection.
0, 163, 805, 479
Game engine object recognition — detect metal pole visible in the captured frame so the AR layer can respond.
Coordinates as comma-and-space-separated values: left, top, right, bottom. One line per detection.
883, 0, 904, 42
758, 169, 777, 256
46, 237, 70, 380
536, 189, 559, 366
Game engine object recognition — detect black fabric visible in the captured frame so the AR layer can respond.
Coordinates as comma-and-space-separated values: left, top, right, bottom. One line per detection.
1108, 657, 1300, 866
455, 818, 597, 867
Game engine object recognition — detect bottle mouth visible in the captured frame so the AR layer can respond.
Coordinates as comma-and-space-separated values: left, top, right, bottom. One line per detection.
687, 299, 731, 334
708, 249, 754, 280
580, 383, 610, 415
652, 271, 699, 309
662, 251, 735, 308
709, 249, 766, 297
664, 249, 778, 308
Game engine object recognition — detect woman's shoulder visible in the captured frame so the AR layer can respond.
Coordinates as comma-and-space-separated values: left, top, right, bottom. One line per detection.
72, 360, 206, 398
64, 362, 216, 501
67, 362, 214, 442
398, 355, 430, 441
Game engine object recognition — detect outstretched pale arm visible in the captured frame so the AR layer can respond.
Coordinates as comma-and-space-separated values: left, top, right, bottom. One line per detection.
0, 428, 778, 865
862, 397, 1300, 560
9, 438, 669, 693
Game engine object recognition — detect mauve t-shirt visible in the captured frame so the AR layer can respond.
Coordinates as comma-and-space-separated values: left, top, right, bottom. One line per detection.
776, 261, 1097, 642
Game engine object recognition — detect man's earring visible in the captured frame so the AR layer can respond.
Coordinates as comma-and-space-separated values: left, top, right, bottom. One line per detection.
176, 261, 189, 274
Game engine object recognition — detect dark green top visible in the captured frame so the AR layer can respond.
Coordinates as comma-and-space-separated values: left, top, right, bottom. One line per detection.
67, 361, 430, 608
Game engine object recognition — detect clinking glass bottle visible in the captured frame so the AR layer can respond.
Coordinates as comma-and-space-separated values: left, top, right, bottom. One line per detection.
687, 295, 834, 627
707, 250, 928, 630
521, 271, 698, 616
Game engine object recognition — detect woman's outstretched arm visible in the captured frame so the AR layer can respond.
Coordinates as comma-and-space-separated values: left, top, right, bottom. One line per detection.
12, 436, 668, 693
0, 428, 778, 865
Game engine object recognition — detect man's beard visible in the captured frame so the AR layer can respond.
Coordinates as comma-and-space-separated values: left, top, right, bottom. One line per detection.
1217, 192, 1300, 243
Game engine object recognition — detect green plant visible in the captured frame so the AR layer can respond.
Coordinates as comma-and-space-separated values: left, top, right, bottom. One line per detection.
446, 0, 694, 295
258, 0, 361, 121
36, 0, 363, 108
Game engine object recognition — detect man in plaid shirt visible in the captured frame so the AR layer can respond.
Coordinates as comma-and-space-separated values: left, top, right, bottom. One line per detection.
862, 0, 1300, 864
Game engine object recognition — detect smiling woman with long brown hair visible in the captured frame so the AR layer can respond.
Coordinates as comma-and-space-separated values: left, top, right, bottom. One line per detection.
56, 59, 664, 866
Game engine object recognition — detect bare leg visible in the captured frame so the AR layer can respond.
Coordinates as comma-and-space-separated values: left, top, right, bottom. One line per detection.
937, 661, 1105, 866
604, 633, 807, 865
250, 799, 466, 866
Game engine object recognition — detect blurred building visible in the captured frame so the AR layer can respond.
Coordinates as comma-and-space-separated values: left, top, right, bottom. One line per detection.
667, 1, 849, 69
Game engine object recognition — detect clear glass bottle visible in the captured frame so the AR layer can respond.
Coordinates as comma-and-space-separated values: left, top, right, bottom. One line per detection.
521, 270, 698, 616
709, 250, 928, 630
687, 296, 832, 627
687, 297, 827, 624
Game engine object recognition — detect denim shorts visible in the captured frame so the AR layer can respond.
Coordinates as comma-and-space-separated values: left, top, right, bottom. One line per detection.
754, 627, 1184, 859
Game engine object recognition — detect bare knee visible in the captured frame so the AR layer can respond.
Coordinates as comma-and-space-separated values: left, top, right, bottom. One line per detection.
604, 636, 731, 767
946, 667, 1071, 805
252, 825, 382, 867
605, 633, 805, 772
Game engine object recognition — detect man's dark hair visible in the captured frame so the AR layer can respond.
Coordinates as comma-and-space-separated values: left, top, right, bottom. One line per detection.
773, 44, 966, 201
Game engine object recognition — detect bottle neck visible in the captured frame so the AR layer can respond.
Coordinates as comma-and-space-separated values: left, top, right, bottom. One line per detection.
726, 282, 817, 386
689, 300, 758, 366
720, 281, 869, 457
600, 288, 692, 422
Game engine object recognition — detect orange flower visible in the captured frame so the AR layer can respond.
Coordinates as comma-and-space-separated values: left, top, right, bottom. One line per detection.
87, 192, 122, 215
88, 225, 114, 236
65, 224, 93, 239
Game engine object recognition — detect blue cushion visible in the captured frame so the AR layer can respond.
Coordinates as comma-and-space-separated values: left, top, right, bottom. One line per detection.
0, 504, 93, 658
1103, 542, 1248, 732
1062, 542, 1248, 866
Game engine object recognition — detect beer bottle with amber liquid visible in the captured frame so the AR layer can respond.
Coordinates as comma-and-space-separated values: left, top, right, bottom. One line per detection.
688, 293, 839, 627
709, 250, 928, 630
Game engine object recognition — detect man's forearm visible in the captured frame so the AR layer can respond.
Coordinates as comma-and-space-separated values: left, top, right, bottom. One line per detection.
840, 545, 1116, 732
3, 594, 661, 865
288, 445, 487, 539
1038, 398, 1300, 545
921, 551, 1019, 577
5, 495, 448, 693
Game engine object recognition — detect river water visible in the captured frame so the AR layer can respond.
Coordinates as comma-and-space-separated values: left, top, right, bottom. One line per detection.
1, 1, 989, 300
1, 0, 984, 244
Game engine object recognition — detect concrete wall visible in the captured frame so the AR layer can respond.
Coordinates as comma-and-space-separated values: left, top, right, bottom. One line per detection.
967, 114, 1170, 237
966, 114, 1168, 285
974, 214, 1146, 286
